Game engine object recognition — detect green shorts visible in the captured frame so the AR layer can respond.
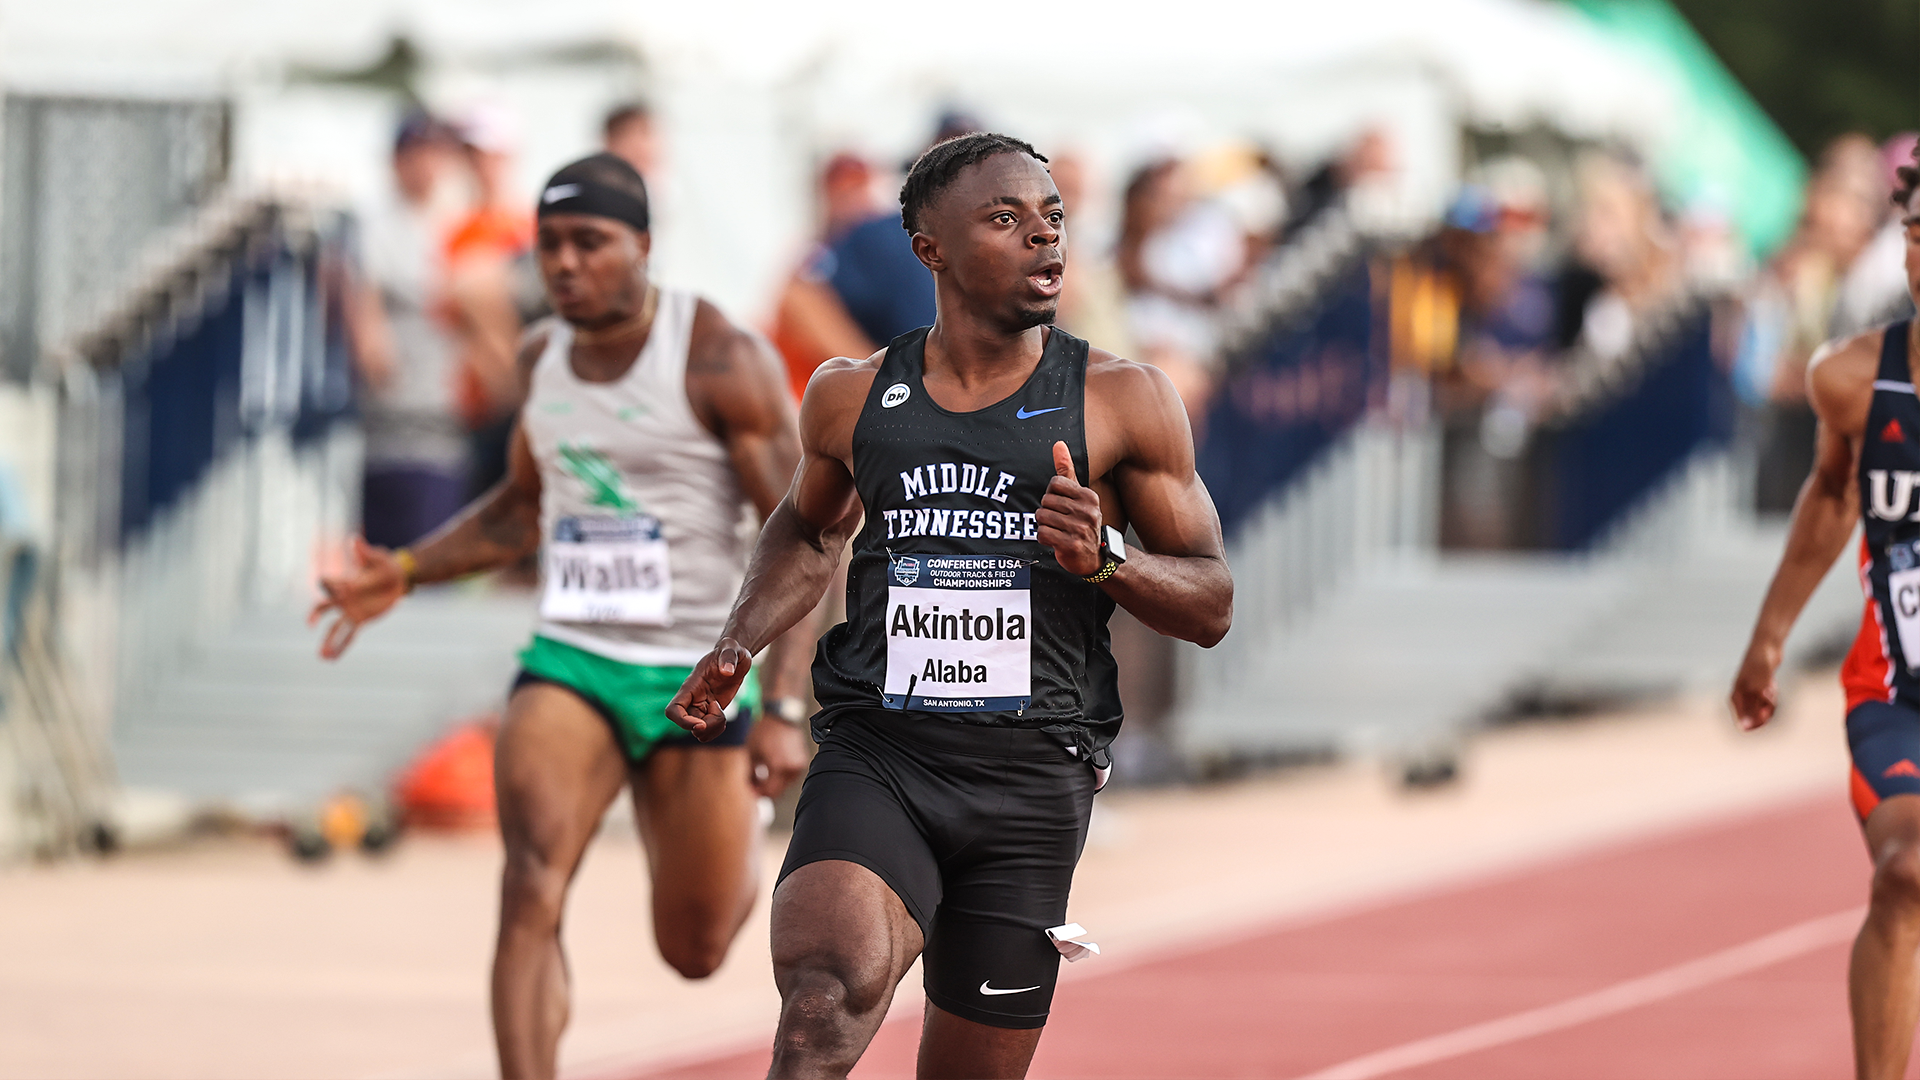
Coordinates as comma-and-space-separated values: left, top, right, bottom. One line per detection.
513, 635, 760, 762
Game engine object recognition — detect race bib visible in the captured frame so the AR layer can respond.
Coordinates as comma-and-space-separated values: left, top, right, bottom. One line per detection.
540, 514, 672, 626
881, 553, 1031, 712
1892, 557, 1920, 672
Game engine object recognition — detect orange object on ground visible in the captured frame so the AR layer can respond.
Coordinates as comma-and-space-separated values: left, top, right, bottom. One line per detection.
394, 720, 498, 830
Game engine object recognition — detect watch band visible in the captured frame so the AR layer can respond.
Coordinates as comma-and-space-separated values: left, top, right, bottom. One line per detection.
394, 548, 419, 593
1082, 555, 1120, 584
767, 696, 809, 725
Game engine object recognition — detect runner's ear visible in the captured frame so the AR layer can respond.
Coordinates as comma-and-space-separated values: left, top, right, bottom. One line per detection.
1051, 441, 1076, 484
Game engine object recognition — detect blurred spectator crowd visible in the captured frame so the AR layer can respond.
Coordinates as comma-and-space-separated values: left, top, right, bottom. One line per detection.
346, 98, 1918, 553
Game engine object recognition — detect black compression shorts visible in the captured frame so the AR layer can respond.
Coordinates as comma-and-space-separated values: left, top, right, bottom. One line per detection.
777, 710, 1097, 1029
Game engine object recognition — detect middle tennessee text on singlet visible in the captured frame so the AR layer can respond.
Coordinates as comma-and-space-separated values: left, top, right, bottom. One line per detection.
811, 325, 1122, 755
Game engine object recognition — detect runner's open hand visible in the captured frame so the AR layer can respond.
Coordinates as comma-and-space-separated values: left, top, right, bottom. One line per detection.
667, 638, 752, 742
1037, 441, 1103, 577
746, 711, 808, 797
1729, 640, 1780, 732
309, 535, 407, 660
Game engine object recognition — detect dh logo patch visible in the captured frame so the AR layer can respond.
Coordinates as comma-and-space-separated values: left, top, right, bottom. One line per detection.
881, 382, 911, 409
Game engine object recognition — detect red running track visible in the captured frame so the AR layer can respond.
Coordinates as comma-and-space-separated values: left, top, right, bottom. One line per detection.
632, 794, 1896, 1080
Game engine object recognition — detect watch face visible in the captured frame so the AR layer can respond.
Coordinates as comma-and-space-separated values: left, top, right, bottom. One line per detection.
1105, 526, 1126, 562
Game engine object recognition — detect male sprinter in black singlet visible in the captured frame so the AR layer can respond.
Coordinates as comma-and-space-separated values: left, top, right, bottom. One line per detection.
1734, 144, 1920, 1080
669, 133, 1233, 1077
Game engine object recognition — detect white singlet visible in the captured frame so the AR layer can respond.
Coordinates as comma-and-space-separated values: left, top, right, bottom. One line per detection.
520, 289, 748, 666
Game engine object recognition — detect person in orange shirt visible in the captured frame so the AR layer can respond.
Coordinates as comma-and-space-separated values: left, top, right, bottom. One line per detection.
446, 103, 537, 496
767, 152, 888, 402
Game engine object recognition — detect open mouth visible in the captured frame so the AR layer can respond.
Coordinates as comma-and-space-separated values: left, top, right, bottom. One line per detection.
1028, 265, 1063, 298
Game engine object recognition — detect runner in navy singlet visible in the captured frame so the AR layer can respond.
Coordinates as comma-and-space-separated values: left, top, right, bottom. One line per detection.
1733, 143, 1920, 1080
668, 132, 1234, 1078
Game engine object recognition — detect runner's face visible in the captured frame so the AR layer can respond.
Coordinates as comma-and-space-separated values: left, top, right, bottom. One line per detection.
923, 153, 1066, 333
1904, 189, 1919, 305
537, 214, 650, 325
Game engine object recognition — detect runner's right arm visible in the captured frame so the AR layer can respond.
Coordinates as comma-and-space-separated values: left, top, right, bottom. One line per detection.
309, 328, 550, 660
1731, 330, 1877, 729
665, 356, 871, 739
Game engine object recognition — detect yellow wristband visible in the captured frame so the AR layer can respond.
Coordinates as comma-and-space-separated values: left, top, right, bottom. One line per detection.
1082, 557, 1120, 584
394, 548, 418, 592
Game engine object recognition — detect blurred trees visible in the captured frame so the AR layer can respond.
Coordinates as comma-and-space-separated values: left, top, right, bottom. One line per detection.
1667, 0, 1917, 156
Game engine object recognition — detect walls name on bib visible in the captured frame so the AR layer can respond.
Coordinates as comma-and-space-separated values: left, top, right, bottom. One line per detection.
541, 514, 673, 625
882, 554, 1032, 713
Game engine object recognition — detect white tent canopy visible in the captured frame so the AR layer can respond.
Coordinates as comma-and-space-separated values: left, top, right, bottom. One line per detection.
3, 0, 1679, 319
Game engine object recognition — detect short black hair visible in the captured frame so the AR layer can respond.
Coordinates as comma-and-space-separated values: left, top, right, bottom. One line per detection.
603, 101, 652, 138
899, 132, 1048, 235
1897, 140, 1919, 214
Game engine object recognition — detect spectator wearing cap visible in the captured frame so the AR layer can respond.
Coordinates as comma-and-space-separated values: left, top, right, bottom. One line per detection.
345, 111, 472, 549
1421, 170, 1559, 549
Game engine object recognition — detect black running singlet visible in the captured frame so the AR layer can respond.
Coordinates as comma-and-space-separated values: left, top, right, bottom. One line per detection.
811, 325, 1122, 759
1846, 321, 1920, 710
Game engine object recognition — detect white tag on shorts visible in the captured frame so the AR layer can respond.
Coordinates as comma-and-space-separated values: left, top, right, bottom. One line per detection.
881, 553, 1031, 712
1046, 922, 1100, 962
1891, 564, 1920, 671
540, 514, 672, 626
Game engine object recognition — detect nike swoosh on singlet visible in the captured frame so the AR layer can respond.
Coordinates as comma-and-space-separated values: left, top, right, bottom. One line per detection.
979, 981, 1041, 996
1015, 406, 1065, 419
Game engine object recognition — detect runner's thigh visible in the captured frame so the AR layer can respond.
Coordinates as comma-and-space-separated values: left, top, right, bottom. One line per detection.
634, 745, 759, 917
496, 683, 631, 870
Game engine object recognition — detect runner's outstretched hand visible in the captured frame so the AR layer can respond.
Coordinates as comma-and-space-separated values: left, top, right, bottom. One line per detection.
1730, 640, 1780, 732
1037, 440, 1103, 577
747, 712, 808, 797
309, 535, 408, 660
667, 638, 752, 742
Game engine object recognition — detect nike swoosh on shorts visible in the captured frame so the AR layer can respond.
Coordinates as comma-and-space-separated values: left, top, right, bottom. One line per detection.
1015, 406, 1065, 419
979, 981, 1041, 996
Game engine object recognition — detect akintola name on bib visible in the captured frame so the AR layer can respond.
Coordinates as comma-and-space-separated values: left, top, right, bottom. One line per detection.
882, 553, 1032, 712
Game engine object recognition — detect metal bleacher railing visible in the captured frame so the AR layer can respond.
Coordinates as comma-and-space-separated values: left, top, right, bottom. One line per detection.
1169, 197, 1862, 774
0, 91, 368, 854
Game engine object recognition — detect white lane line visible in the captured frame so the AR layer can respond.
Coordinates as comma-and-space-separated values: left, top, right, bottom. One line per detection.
1293, 906, 1864, 1080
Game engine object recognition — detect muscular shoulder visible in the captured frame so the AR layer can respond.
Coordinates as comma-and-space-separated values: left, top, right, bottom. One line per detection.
1084, 345, 1191, 468
1808, 327, 1890, 438
797, 348, 886, 459
1086, 346, 1180, 406
687, 297, 764, 374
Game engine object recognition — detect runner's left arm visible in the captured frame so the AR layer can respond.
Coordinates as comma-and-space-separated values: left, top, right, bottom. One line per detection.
686, 305, 825, 707
1036, 359, 1233, 647
669, 356, 869, 741
686, 306, 831, 793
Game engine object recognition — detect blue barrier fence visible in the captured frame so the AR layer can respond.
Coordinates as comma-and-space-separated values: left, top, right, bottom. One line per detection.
1197, 259, 1384, 539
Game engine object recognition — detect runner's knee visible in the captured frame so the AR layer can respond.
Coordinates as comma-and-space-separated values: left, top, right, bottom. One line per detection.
1872, 842, 1920, 912
657, 926, 730, 980
775, 953, 896, 1030
499, 846, 570, 931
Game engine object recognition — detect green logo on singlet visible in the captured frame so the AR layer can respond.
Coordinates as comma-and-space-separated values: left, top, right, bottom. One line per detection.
558, 443, 639, 513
